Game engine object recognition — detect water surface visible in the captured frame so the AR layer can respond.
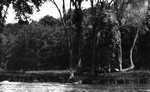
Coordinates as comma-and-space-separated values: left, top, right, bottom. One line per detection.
0, 81, 150, 92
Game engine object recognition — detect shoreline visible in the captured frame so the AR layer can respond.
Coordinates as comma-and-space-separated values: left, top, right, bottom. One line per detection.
0, 70, 150, 84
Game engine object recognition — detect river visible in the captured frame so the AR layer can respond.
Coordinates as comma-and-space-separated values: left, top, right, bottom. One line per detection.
0, 81, 150, 92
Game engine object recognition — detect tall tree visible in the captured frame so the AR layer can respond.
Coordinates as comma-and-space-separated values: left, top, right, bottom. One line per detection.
122, 0, 148, 71
90, 0, 98, 76
71, 0, 83, 70
112, 0, 148, 71
90, 0, 112, 75
49, 0, 73, 71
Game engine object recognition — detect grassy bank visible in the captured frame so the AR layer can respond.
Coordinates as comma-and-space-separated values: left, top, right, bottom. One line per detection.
0, 70, 150, 84
81, 70, 150, 84
0, 70, 70, 83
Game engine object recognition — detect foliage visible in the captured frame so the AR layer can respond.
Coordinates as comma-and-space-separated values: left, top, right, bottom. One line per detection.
0, 16, 69, 71
0, 0, 150, 74
39, 15, 60, 26
0, 0, 48, 27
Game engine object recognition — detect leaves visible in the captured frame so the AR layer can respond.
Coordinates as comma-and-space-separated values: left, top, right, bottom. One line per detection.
124, 0, 148, 27
0, 0, 47, 27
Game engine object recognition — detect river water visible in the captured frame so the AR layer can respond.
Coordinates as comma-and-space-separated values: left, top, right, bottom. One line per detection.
0, 81, 150, 92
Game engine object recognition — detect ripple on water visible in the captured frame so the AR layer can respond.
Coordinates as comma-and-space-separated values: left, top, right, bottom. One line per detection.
0, 82, 150, 92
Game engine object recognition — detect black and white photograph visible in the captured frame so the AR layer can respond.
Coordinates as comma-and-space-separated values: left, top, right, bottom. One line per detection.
0, 0, 150, 92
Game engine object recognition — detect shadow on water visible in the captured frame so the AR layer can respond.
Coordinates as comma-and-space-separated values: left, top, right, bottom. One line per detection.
0, 81, 150, 92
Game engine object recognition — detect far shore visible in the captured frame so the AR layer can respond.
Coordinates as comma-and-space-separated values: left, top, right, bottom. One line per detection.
0, 70, 150, 84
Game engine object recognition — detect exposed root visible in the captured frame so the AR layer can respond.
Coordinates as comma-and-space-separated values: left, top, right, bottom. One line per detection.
121, 65, 134, 72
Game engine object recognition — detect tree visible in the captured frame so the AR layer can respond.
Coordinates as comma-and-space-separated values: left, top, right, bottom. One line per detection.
49, 0, 74, 73
123, 0, 148, 71
0, 0, 47, 70
39, 15, 60, 26
112, 0, 148, 71
89, 0, 115, 75
86, 0, 149, 74
71, 0, 83, 71
90, 0, 99, 76
3, 19, 69, 71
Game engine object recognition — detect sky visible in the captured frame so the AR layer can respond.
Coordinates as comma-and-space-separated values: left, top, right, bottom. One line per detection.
6, 0, 91, 24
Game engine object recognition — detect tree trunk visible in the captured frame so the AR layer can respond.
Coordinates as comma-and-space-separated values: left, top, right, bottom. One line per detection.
69, 49, 73, 70
69, 0, 83, 79
118, 42, 123, 71
91, 35, 97, 76
90, 0, 97, 76
69, 0, 73, 71
115, 29, 123, 71
122, 30, 139, 72
73, 2, 83, 75
51, 0, 73, 70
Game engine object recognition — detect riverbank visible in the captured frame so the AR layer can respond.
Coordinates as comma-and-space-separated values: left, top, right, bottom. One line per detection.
0, 70, 70, 83
81, 70, 150, 84
0, 70, 150, 84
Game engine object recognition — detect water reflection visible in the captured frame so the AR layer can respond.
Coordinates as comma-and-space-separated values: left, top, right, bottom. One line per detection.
0, 81, 150, 92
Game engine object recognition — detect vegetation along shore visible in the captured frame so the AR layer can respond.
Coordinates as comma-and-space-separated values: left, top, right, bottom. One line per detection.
0, 0, 150, 85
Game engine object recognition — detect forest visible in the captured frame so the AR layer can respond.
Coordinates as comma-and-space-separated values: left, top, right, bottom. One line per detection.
0, 0, 150, 79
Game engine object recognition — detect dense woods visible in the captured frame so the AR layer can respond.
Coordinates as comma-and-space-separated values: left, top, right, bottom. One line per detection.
0, 0, 150, 77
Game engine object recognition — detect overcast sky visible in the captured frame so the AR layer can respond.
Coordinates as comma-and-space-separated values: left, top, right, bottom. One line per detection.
6, 0, 91, 24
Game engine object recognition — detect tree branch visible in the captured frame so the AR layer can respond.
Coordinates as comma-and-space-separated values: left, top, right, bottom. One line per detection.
50, 0, 67, 28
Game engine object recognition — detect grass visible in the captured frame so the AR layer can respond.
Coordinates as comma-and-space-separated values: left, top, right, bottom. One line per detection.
25, 70, 71, 74
0, 70, 150, 84
82, 70, 150, 84
0, 70, 71, 83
